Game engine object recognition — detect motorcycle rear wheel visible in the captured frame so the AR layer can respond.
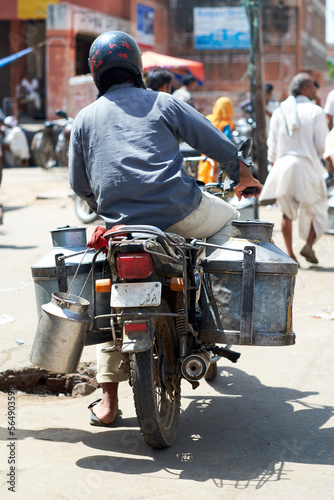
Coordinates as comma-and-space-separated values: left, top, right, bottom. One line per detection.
130, 301, 181, 448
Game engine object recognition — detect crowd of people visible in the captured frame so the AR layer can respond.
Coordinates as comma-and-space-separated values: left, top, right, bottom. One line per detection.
145, 67, 332, 266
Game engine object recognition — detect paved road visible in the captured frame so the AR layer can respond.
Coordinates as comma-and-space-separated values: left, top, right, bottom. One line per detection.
0, 167, 333, 500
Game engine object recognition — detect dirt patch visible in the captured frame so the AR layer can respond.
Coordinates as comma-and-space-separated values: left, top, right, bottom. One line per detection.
0, 363, 99, 396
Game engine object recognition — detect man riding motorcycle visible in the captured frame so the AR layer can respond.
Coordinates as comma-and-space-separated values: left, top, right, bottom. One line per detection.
68, 31, 261, 427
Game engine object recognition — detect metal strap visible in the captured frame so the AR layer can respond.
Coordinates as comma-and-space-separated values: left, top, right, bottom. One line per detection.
55, 253, 67, 292
240, 245, 256, 344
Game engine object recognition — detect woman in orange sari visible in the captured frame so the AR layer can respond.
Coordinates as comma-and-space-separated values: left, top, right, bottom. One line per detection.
197, 97, 235, 183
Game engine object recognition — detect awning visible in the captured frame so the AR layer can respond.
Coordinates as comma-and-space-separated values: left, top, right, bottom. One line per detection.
142, 51, 205, 83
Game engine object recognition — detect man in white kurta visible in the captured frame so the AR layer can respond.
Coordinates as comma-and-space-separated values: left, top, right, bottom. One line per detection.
259, 73, 328, 264
1, 116, 30, 167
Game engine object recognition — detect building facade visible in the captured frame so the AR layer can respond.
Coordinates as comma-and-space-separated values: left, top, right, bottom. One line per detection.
0, 0, 329, 120
169, 0, 328, 113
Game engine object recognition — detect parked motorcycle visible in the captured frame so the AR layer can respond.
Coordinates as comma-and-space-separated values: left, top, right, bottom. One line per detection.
31, 110, 73, 169
30, 144, 298, 449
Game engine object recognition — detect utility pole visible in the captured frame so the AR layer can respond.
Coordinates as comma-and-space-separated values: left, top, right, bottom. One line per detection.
245, 0, 268, 184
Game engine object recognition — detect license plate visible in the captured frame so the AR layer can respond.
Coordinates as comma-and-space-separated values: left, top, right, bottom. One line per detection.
110, 282, 162, 308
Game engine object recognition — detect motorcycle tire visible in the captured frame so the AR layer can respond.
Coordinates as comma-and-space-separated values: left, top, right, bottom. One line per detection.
130, 301, 181, 448
31, 131, 56, 169
55, 132, 68, 167
74, 196, 99, 223
204, 361, 218, 381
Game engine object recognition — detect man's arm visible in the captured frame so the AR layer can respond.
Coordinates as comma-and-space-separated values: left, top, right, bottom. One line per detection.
314, 109, 329, 158
233, 161, 262, 200
326, 155, 334, 176
267, 108, 279, 164
326, 114, 333, 131
68, 129, 98, 213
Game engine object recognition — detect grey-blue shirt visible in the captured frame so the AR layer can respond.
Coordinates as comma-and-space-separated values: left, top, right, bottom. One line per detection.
69, 83, 241, 230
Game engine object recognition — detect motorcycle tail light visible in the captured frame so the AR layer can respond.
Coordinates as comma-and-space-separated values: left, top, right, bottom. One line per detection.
124, 322, 147, 332
117, 253, 153, 279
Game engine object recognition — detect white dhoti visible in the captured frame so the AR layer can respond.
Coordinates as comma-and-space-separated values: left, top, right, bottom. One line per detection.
259, 154, 328, 242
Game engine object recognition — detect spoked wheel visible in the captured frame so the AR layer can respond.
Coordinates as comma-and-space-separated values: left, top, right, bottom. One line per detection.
55, 133, 68, 166
31, 131, 56, 169
130, 301, 181, 448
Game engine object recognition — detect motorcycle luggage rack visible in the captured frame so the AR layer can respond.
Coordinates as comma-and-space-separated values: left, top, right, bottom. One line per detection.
86, 239, 194, 346
85, 229, 258, 347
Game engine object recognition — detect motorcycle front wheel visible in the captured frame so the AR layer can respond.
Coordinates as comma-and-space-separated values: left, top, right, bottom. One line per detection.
31, 131, 56, 169
130, 301, 181, 448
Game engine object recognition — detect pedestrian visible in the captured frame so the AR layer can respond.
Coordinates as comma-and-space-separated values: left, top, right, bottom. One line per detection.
19, 73, 42, 113
68, 31, 261, 427
259, 73, 328, 265
197, 96, 235, 183
323, 88, 334, 130
265, 83, 279, 132
1, 116, 30, 167
172, 73, 198, 108
145, 68, 173, 93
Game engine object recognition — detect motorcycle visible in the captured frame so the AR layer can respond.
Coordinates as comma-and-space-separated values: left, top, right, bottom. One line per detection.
31, 110, 73, 169
31, 142, 298, 449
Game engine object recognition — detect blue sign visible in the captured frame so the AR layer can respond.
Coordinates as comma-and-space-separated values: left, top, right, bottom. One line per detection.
194, 7, 250, 50
137, 4, 154, 48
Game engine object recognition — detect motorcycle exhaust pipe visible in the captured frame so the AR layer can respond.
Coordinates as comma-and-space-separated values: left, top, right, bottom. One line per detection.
181, 351, 211, 381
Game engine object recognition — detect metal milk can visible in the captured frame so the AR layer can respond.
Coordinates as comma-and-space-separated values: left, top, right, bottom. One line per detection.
200, 220, 298, 346
30, 292, 91, 373
31, 226, 111, 326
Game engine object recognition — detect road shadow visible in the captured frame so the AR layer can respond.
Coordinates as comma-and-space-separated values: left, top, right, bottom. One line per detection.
74, 366, 333, 487
2, 206, 27, 213
6, 366, 333, 488
0, 244, 37, 250
306, 266, 334, 273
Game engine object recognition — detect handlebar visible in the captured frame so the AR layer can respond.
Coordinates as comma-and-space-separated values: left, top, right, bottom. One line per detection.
241, 186, 258, 195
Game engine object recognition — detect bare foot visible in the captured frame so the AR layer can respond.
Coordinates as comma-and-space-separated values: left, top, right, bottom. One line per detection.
92, 382, 119, 424
92, 398, 118, 424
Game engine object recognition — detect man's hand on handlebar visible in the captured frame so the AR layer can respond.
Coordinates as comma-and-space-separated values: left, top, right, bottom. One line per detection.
233, 161, 262, 201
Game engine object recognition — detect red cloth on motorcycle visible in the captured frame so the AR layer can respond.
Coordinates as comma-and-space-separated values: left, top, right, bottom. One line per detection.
87, 225, 130, 250
87, 226, 108, 249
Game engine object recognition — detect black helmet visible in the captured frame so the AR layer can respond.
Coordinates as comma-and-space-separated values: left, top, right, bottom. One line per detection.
89, 31, 145, 93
